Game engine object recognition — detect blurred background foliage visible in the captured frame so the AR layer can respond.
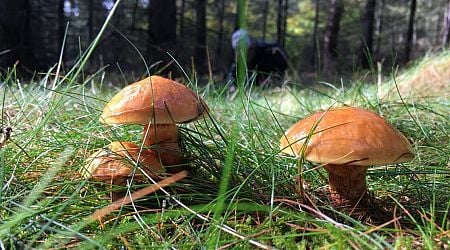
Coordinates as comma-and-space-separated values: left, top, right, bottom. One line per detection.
0, 0, 449, 82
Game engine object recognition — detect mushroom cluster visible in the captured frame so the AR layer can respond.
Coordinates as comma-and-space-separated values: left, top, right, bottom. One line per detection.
83, 76, 209, 184
280, 107, 414, 207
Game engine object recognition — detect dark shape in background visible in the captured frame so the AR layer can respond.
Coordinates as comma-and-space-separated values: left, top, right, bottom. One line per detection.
0, 0, 449, 81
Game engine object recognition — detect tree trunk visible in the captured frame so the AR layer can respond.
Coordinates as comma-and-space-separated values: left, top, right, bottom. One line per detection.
443, 0, 450, 46
131, 0, 139, 31
322, 0, 344, 74
149, 0, 176, 44
88, 0, 94, 41
28, 0, 62, 70
0, 0, 34, 69
57, 0, 65, 65
179, 0, 186, 38
216, 0, 225, 60
310, 0, 320, 67
147, 0, 177, 65
275, 0, 289, 46
262, 0, 269, 41
194, 0, 207, 73
405, 0, 417, 63
277, 0, 283, 44
282, 0, 289, 47
359, 0, 376, 68
375, 0, 384, 58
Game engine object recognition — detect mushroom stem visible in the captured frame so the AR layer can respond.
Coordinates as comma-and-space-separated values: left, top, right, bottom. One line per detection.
323, 164, 368, 206
143, 124, 183, 168
143, 124, 179, 145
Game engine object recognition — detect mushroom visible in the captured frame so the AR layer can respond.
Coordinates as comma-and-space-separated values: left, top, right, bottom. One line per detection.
100, 76, 209, 168
83, 141, 163, 185
280, 107, 414, 207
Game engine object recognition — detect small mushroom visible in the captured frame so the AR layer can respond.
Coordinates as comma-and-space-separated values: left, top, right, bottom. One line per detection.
83, 141, 163, 185
100, 76, 209, 168
280, 107, 414, 207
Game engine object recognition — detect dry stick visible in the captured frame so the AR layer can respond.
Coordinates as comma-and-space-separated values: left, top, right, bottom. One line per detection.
363, 216, 402, 234
273, 198, 347, 229
285, 222, 328, 233
131, 169, 274, 249
91, 170, 188, 221
91, 171, 273, 249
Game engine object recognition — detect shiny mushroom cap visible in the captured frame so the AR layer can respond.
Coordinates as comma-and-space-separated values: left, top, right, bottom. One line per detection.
280, 107, 414, 166
100, 76, 209, 125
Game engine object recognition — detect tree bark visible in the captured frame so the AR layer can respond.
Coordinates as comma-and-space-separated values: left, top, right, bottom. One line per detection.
131, 0, 139, 31
149, 0, 176, 45
443, 0, 450, 46
147, 0, 177, 66
88, 0, 94, 41
28, 0, 62, 70
277, 0, 283, 44
405, 0, 417, 63
0, 0, 34, 69
310, 0, 320, 67
322, 0, 344, 74
216, 0, 225, 60
282, 0, 289, 47
179, 0, 186, 38
57, 0, 65, 65
262, 0, 269, 41
359, 0, 376, 68
194, 0, 207, 73
375, 0, 384, 58
276, 0, 288, 46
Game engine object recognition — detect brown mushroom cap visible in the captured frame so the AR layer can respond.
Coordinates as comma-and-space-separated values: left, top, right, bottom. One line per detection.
83, 141, 163, 183
280, 107, 414, 166
100, 76, 209, 125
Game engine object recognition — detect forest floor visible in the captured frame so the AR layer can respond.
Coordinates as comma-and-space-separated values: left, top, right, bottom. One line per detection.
0, 51, 449, 249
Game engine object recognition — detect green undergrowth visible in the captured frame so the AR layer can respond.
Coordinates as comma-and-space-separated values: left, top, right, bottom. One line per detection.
0, 59, 449, 249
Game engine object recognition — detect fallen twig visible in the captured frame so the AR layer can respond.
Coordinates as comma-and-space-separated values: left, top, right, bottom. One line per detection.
91, 170, 188, 221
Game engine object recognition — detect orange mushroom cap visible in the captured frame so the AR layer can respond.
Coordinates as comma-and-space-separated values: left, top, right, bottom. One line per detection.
280, 107, 414, 166
83, 141, 163, 183
100, 76, 209, 125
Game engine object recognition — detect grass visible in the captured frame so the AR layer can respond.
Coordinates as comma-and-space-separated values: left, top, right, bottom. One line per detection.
0, 55, 449, 249
0, 1, 449, 247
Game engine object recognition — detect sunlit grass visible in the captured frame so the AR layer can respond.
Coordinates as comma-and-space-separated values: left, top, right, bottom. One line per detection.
1, 53, 449, 248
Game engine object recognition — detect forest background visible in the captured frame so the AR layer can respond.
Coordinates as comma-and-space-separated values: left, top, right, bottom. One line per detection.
1, 0, 450, 83
1, 1, 449, 248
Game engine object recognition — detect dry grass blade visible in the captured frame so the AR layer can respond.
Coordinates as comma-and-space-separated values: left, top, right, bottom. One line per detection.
285, 222, 328, 233
91, 170, 188, 221
363, 216, 402, 234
